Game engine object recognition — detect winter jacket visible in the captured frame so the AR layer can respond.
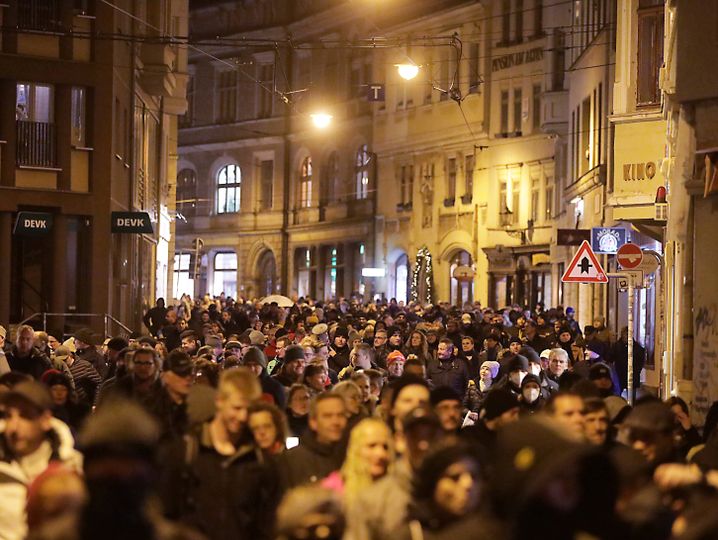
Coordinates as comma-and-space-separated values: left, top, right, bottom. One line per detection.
426, 358, 468, 396
5, 346, 52, 380
328, 345, 350, 373
275, 430, 346, 492
0, 418, 82, 540
159, 422, 278, 540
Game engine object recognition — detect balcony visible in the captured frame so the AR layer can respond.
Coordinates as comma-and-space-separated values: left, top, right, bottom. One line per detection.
16, 121, 56, 168
18, 0, 61, 32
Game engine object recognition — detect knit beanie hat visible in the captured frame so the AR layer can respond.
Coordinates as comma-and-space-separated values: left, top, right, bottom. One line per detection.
480, 360, 500, 379
242, 346, 267, 369
482, 388, 519, 421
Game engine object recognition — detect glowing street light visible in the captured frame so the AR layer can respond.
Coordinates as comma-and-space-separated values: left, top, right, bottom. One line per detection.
310, 113, 332, 129
396, 62, 420, 80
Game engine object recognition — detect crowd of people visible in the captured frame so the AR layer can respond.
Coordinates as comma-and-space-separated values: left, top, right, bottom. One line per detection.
0, 293, 717, 540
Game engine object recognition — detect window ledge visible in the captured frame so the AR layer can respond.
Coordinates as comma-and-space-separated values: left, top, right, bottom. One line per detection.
18, 165, 62, 172
73, 146, 93, 152
0, 140, 6, 144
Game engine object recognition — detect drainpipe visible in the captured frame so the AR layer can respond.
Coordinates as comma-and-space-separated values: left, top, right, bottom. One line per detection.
280, 35, 292, 294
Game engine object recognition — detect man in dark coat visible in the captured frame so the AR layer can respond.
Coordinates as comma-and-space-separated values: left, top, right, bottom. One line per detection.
159, 368, 278, 540
276, 393, 347, 492
147, 349, 194, 442
426, 339, 468, 397
5, 324, 51, 380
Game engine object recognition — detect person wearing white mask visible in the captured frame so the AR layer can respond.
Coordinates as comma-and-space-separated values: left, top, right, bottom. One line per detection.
503, 354, 528, 397
519, 374, 545, 415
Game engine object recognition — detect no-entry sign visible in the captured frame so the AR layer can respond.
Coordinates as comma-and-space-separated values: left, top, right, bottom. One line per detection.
616, 243, 643, 269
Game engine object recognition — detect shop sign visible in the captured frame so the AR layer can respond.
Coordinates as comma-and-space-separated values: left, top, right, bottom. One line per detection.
491, 47, 544, 72
367, 84, 385, 102
557, 228, 590, 246
111, 212, 153, 234
452, 265, 475, 282
613, 120, 665, 199
591, 227, 627, 254
13, 212, 53, 236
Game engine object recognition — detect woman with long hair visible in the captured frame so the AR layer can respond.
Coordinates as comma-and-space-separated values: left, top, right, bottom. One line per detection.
322, 417, 394, 538
403, 330, 431, 367
248, 401, 288, 456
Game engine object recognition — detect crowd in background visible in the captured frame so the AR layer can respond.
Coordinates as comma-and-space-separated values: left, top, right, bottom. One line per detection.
0, 293, 717, 539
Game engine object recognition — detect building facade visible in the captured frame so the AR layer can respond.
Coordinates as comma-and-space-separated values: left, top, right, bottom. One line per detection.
0, 0, 188, 332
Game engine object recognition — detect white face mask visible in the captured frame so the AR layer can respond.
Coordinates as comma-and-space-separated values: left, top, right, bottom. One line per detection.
509, 371, 526, 387
523, 388, 540, 403
529, 363, 541, 376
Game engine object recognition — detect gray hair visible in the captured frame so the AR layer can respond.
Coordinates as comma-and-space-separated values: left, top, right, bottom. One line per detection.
549, 348, 569, 363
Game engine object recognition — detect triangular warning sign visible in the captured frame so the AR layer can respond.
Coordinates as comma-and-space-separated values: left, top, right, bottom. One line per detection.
561, 240, 608, 283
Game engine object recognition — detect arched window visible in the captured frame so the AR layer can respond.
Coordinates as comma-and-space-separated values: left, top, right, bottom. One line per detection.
216, 164, 241, 214
322, 151, 339, 204
355, 144, 371, 200
449, 250, 474, 307
176, 169, 197, 217
257, 251, 277, 297
299, 156, 313, 208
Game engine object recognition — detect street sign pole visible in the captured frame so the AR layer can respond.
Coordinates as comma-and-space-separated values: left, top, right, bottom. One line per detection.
608, 272, 635, 405
627, 277, 634, 406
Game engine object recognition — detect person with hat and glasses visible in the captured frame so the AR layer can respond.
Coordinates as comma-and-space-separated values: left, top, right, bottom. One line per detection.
5, 325, 52, 381
0, 380, 82, 540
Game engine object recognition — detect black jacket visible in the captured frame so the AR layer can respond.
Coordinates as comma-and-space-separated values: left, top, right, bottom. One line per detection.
159, 422, 279, 540
427, 357, 468, 396
259, 371, 287, 409
275, 430, 345, 492
5, 346, 51, 379
328, 345, 350, 373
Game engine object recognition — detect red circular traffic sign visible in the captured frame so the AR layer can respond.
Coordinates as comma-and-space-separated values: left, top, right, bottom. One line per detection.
616, 243, 643, 269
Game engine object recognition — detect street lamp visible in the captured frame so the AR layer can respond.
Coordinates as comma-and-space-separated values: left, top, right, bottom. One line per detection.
310, 113, 332, 129
396, 62, 420, 80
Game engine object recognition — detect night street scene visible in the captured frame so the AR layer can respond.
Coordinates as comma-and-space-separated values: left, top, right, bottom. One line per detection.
3, 0, 718, 539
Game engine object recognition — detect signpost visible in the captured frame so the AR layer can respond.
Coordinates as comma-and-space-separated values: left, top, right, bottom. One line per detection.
616, 243, 643, 269
561, 240, 608, 283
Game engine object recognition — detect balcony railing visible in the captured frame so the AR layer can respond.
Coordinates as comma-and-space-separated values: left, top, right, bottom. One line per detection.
17, 121, 56, 168
18, 0, 61, 31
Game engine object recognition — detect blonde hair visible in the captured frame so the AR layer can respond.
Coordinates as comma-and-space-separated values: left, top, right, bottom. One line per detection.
340, 418, 393, 501
218, 367, 262, 401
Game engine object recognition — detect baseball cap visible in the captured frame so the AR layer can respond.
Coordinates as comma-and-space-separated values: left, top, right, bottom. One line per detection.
163, 350, 194, 377
249, 330, 266, 346
1, 381, 53, 414
589, 362, 612, 381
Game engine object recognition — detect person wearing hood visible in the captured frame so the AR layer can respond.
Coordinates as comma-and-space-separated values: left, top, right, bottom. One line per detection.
243, 346, 286, 409
328, 326, 351, 373
518, 374, 545, 415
